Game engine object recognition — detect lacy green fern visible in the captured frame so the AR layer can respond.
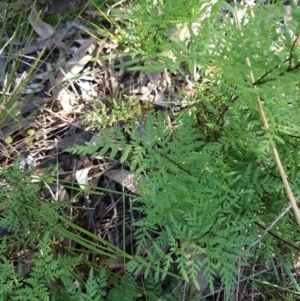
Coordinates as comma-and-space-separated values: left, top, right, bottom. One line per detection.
0, 232, 82, 301
33, 0, 300, 299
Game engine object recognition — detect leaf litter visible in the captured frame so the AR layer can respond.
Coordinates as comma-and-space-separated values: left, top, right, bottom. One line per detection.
0, 0, 207, 298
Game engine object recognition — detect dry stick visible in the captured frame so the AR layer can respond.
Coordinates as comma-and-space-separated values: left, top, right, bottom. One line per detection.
232, 3, 300, 226
247, 197, 300, 252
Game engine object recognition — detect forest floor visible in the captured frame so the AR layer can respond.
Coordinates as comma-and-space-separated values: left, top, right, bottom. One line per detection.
1, 1, 300, 300
0, 0, 209, 299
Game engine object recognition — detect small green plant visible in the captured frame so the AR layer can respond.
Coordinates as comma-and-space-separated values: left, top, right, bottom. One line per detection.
0, 159, 139, 300
84, 96, 145, 130
0, 161, 79, 300
0, 231, 82, 301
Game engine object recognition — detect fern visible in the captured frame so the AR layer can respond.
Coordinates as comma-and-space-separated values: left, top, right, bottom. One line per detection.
78, 268, 107, 301
67, 105, 290, 297
0, 231, 82, 301
65, 0, 300, 299
107, 273, 141, 301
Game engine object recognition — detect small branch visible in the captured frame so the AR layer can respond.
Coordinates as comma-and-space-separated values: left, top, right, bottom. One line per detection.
254, 221, 300, 252
254, 60, 300, 85
247, 197, 300, 251
287, 22, 300, 70
233, 3, 300, 226
254, 27, 300, 86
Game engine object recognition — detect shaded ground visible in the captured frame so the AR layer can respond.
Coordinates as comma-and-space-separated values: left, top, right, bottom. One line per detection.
0, 0, 207, 299
1, 1, 300, 300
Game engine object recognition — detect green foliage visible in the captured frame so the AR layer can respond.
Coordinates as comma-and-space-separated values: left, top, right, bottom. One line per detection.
0, 160, 57, 239
84, 96, 144, 130
70, 104, 290, 297
68, 0, 300, 299
0, 160, 141, 300
0, 232, 81, 301
78, 268, 107, 301
1, 0, 300, 300
82, 110, 266, 291
111, 0, 220, 71
107, 273, 142, 301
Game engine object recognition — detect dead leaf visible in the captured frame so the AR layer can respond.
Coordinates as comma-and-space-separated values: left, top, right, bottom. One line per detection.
54, 37, 95, 111
46, 0, 85, 15
47, 183, 70, 202
108, 256, 127, 269
56, 37, 95, 82
58, 131, 93, 149
28, 7, 55, 39
55, 89, 75, 112
24, 83, 44, 94
131, 70, 161, 100
105, 169, 142, 194
75, 167, 90, 190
